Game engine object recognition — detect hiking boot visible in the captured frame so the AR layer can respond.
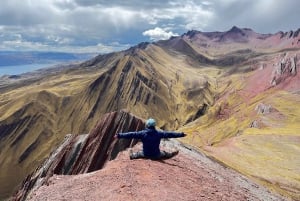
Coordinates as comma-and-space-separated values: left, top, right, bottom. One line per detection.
130, 151, 144, 160
160, 150, 179, 159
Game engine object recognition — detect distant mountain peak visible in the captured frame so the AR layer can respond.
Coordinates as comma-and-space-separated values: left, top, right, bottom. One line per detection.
227, 26, 255, 34
125, 41, 151, 55
184, 30, 201, 38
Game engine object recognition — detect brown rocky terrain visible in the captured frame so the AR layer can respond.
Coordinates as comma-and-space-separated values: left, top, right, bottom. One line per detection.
24, 142, 289, 201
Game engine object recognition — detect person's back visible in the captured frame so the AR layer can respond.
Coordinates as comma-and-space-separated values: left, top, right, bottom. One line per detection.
116, 118, 186, 160
140, 128, 161, 158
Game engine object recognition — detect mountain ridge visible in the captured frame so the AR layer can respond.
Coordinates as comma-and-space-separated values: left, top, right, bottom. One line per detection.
0, 27, 299, 200
13, 111, 288, 201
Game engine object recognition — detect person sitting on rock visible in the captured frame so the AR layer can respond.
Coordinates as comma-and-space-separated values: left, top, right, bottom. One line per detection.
116, 118, 186, 160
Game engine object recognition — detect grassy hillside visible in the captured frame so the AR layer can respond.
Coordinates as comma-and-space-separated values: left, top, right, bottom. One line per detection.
180, 50, 300, 199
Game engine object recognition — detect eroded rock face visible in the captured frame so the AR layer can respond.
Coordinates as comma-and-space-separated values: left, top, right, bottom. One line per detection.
270, 53, 298, 86
12, 111, 144, 201
255, 103, 272, 114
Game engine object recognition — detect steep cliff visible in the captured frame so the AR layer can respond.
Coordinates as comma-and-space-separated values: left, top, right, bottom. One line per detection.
13, 111, 144, 201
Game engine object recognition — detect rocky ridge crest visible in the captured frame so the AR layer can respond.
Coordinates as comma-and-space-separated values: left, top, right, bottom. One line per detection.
13, 111, 288, 201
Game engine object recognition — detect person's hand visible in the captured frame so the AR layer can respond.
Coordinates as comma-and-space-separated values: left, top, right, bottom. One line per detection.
182, 132, 187, 137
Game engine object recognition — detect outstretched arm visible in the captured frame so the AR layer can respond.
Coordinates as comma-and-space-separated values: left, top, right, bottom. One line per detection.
160, 131, 186, 138
116, 130, 145, 139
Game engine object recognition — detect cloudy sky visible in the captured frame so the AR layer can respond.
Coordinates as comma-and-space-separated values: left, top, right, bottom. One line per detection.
0, 0, 299, 53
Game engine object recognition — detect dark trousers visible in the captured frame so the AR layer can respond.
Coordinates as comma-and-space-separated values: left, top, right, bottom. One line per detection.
130, 150, 178, 160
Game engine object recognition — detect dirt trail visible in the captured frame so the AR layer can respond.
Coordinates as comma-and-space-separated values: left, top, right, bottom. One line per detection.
26, 140, 289, 201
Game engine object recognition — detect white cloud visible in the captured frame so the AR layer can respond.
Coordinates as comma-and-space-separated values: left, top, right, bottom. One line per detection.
0, 38, 131, 53
143, 27, 179, 41
139, 1, 215, 31
1, 40, 49, 51
100, 6, 142, 30
178, 3, 215, 30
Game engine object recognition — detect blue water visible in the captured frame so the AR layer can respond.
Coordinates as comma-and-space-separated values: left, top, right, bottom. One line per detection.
0, 63, 55, 76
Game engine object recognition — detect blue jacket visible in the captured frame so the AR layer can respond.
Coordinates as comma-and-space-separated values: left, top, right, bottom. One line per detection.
117, 127, 185, 158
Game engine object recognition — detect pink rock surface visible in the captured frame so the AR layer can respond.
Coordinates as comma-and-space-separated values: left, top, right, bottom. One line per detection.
26, 142, 288, 201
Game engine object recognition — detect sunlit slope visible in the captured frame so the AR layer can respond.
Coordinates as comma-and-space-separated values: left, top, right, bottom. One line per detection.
0, 44, 216, 199
0, 54, 121, 198
0, 69, 101, 198
181, 50, 300, 199
70, 44, 216, 132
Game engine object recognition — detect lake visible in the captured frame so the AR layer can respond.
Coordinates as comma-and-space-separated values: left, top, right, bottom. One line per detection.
0, 63, 55, 76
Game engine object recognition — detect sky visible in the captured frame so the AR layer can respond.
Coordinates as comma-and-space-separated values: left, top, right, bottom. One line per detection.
0, 0, 299, 53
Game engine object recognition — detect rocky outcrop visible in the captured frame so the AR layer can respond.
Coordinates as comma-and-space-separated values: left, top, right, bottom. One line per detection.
24, 140, 287, 201
280, 29, 300, 38
249, 120, 260, 128
12, 111, 145, 201
270, 53, 298, 86
255, 103, 273, 114
250, 103, 275, 128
